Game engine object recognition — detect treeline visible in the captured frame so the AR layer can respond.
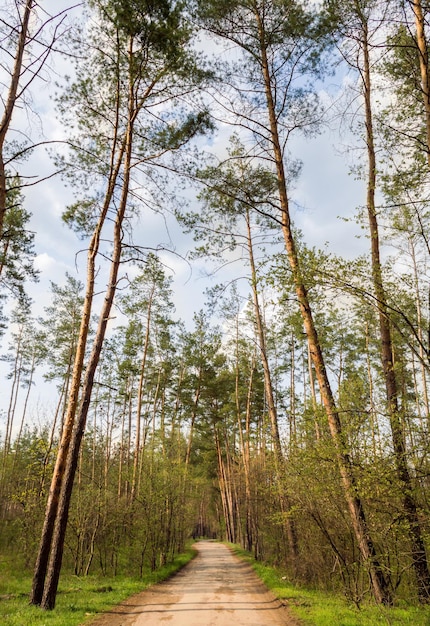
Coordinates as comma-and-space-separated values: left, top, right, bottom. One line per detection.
1, 0, 430, 611
1, 247, 429, 604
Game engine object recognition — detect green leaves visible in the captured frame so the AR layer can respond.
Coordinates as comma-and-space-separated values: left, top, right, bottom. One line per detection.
107, 0, 189, 50
147, 109, 214, 152
58, 0, 213, 243
0, 175, 37, 308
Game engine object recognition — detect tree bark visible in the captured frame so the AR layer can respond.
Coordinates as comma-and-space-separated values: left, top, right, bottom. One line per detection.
236, 348, 257, 553
131, 286, 155, 502
409, 239, 430, 424
30, 35, 128, 607
412, 0, 430, 169
0, 0, 33, 238
245, 206, 299, 565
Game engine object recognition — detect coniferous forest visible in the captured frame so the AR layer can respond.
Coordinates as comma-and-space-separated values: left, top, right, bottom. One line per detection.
2, 0, 430, 613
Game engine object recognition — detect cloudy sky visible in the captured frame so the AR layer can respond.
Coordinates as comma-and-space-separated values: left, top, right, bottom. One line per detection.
0, 0, 368, 422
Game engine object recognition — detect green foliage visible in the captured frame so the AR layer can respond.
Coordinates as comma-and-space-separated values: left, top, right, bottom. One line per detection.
0, 416, 202, 581
0, 175, 38, 316
58, 0, 213, 238
232, 545, 430, 625
148, 109, 214, 152
195, 0, 329, 66
193, 0, 329, 156
39, 273, 85, 385
0, 547, 196, 626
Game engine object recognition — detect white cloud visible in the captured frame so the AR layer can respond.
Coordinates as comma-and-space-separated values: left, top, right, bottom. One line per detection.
34, 252, 56, 272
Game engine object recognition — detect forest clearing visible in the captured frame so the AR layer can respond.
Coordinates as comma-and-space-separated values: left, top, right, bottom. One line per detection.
2, 0, 430, 623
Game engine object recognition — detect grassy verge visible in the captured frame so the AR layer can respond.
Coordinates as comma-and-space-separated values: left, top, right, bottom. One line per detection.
0, 547, 196, 626
230, 545, 430, 626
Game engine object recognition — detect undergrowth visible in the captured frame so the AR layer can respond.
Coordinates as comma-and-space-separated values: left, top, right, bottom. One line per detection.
230, 545, 430, 626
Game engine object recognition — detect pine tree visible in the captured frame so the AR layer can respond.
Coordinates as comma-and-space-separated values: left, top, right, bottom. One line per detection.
31, 0, 212, 609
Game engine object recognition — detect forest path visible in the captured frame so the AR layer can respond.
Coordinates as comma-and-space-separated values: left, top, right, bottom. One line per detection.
85, 540, 301, 626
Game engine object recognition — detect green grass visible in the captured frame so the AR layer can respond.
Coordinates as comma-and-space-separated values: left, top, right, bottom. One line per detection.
5, 544, 430, 625
230, 546, 430, 626
0, 548, 196, 626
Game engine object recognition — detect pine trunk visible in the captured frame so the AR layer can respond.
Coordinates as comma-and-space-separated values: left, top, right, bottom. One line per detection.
131, 288, 154, 502
254, 6, 392, 604
0, 0, 33, 238
40, 111, 133, 609
30, 56, 128, 606
245, 207, 299, 564
412, 0, 430, 170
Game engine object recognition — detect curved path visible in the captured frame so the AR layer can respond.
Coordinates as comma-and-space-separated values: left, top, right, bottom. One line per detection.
87, 541, 300, 626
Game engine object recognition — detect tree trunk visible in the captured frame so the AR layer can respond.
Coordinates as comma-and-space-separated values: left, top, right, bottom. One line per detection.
245, 206, 299, 564
15, 349, 36, 449
289, 332, 296, 445
0, 0, 33, 238
254, 6, 392, 605
410, 238, 430, 425
307, 340, 321, 440
30, 57, 128, 607
362, 15, 430, 602
215, 426, 235, 543
236, 348, 257, 552
131, 287, 154, 502
39, 110, 134, 609
3, 330, 23, 459
412, 0, 430, 169
365, 322, 381, 458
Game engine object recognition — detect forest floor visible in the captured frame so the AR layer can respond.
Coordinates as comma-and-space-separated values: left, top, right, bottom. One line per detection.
84, 540, 301, 626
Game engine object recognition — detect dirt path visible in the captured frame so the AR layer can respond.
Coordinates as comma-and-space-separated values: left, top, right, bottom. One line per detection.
86, 541, 301, 626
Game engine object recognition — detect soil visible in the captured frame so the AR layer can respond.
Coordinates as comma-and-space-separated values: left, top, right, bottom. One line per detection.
85, 540, 302, 626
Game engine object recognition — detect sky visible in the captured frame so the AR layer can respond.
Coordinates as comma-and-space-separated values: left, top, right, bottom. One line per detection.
0, 0, 369, 427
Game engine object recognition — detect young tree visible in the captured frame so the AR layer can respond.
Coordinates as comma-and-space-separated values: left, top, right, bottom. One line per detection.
408, 0, 430, 168
1, 301, 36, 461
38, 274, 85, 440
117, 253, 175, 501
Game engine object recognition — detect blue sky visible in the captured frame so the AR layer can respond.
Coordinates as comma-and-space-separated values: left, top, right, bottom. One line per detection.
0, 0, 369, 427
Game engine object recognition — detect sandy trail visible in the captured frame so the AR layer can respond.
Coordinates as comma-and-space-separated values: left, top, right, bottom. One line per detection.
86, 540, 300, 626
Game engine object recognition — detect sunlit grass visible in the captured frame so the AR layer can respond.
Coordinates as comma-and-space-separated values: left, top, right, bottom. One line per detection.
231, 545, 430, 626
0, 547, 196, 626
